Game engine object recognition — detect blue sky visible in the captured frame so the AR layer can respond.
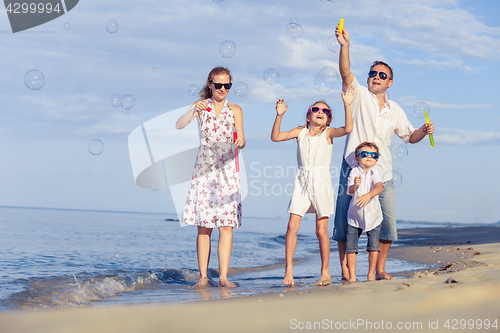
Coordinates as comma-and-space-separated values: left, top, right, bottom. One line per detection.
0, 0, 499, 224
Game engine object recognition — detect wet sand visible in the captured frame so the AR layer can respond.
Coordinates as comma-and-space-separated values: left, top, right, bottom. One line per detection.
1, 226, 499, 333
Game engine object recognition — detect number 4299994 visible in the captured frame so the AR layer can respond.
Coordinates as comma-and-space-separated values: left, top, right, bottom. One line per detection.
6, 2, 62, 14
444, 319, 498, 330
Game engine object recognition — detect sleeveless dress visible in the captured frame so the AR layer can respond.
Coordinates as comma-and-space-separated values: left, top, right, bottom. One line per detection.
288, 128, 335, 218
181, 98, 242, 228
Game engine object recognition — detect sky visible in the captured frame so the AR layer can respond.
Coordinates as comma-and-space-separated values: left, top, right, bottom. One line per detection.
0, 0, 499, 224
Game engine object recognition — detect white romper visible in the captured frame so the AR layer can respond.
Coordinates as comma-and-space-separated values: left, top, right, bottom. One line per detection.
288, 128, 335, 218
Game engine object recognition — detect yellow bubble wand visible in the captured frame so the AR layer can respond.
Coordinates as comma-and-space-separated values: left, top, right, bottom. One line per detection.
338, 0, 347, 34
424, 110, 435, 148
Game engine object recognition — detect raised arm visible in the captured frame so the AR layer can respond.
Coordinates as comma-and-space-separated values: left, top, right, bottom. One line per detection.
176, 100, 207, 129
327, 85, 355, 139
336, 25, 354, 89
271, 99, 301, 142
231, 103, 246, 149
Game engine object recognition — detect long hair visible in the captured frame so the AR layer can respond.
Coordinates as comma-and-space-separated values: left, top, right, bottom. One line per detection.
199, 67, 233, 100
303, 100, 332, 133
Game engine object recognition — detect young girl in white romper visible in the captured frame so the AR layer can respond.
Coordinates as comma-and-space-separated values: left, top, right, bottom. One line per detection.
271, 86, 355, 286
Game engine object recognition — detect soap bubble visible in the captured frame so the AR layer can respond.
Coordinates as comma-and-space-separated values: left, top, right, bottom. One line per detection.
64, 23, 71, 30
219, 40, 236, 58
315, 67, 338, 92
121, 94, 136, 110
88, 139, 104, 156
392, 145, 408, 162
233, 82, 248, 97
125, 112, 131, 118
152, 67, 157, 73
87, 110, 91, 114
148, 180, 159, 191
24, 70, 45, 90
106, 20, 119, 33
263, 68, 280, 85
188, 84, 200, 96
78, 84, 83, 91
327, 34, 340, 52
289, 17, 299, 27
383, 170, 403, 189
412, 102, 429, 119
110, 94, 121, 108
286, 23, 304, 38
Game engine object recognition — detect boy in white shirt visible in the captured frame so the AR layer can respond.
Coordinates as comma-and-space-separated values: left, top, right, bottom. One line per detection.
346, 142, 384, 283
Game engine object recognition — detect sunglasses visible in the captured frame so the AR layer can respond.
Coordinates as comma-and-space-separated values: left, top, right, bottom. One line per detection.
210, 81, 232, 90
308, 106, 331, 116
368, 71, 389, 80
356, 151, 380, 159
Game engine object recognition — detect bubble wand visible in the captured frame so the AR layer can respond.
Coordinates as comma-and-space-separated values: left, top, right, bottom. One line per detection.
424, 110, 435, 148
233, 131, 240, 172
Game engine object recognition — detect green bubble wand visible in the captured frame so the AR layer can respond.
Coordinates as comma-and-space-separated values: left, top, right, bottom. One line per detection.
424, 110, 435, 147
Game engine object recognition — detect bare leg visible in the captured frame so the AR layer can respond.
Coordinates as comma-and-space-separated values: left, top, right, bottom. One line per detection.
367, 251, 378, 281
376, 240, 395, 280
337, 241, 349, 281
218, 226, 237, 288
284, 214, 302, 285
195, 226, 213, 287
316, 216, 331, 286
346, 252, 357, 283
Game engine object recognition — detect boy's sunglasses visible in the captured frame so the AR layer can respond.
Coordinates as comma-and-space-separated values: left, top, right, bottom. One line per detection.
308, 106, 331, 116
368, 71, 389, 80
210, 81, 232, 90
356, 151, 380, 159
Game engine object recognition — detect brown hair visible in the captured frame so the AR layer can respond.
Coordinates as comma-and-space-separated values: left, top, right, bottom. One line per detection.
370, 60, 393, 80
355, 142, 380, 157
303, 100, 332, 133
199, 67, 233, 100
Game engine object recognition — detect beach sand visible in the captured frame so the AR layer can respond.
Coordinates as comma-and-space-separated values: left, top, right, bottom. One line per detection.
1, 226, 499, 332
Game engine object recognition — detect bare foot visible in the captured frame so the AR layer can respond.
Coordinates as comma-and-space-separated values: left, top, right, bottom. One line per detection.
194, 277, 211, 288
348, 278, 358, 284
283, 271, 295, 286
218, 279, 237, 288
376, 271, 396, 280
367, 274, 376, 281
318, 272, 332, 286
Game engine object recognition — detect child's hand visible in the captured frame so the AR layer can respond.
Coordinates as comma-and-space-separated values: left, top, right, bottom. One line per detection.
341, 85, 356, 105
356, 193, 371, 208
354, 175, 361, 187
276, 99, 289, 116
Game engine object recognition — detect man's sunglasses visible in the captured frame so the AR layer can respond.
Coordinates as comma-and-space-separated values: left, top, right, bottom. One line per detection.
356, 151, 380, 159
308, 106, 331, 116
368, 71, 389, 80
210, 81, 232, 90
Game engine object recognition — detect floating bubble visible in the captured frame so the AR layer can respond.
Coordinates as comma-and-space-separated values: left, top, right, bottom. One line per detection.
383, 170, 403, 189
125, 112, 131, 118
24, 69, 45, 90
152, 67, 157, 73
121, 94, 136, 110
219, 40, 236, 58
286, 23, 304, 38
263, 68, 280, 85
88, 139, 104, 156
315, 67, 338, 92
148, 180, 159, 191
64, 23, 71, 30
289, 17, 299, 27
110, 94, 121, 108
233, 82, 248, 97
87, 110, 91, 114
188, 84, 200, 96
392, 145, 408, 162
412, 102, 429, 119
78, 84, 83, 91
327, 34, 340, 52
106, 20, 119, 33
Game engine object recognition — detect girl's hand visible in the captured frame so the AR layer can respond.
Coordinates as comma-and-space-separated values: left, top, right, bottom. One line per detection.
276, 99, 289, 116
341, 85, 356, 105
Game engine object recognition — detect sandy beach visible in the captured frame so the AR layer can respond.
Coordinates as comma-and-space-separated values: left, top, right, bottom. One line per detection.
1, 226, 499, 333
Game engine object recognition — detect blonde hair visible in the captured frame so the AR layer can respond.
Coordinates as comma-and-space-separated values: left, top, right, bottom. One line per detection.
199, 67, 233, 100
302, 100, 332, 133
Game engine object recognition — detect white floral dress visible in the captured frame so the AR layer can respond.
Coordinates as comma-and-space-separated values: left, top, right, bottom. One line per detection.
182, 99, 242, 228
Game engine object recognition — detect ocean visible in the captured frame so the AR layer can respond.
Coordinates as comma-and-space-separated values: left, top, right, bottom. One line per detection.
0, 206, 443, 312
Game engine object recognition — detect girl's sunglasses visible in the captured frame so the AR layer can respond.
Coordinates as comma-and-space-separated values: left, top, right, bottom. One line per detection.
356, 151, 380, 159
368, 71, 389, 80
308, 106, 331, 116
210, 81, 232, 90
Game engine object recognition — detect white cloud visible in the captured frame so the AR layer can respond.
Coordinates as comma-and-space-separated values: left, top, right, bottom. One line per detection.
434, 127, 500, 145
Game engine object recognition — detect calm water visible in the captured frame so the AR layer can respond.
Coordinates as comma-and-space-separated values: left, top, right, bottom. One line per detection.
0, 206, 441, 311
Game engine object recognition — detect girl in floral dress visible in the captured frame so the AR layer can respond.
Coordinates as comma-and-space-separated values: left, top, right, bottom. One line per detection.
176, 67, 245, 288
